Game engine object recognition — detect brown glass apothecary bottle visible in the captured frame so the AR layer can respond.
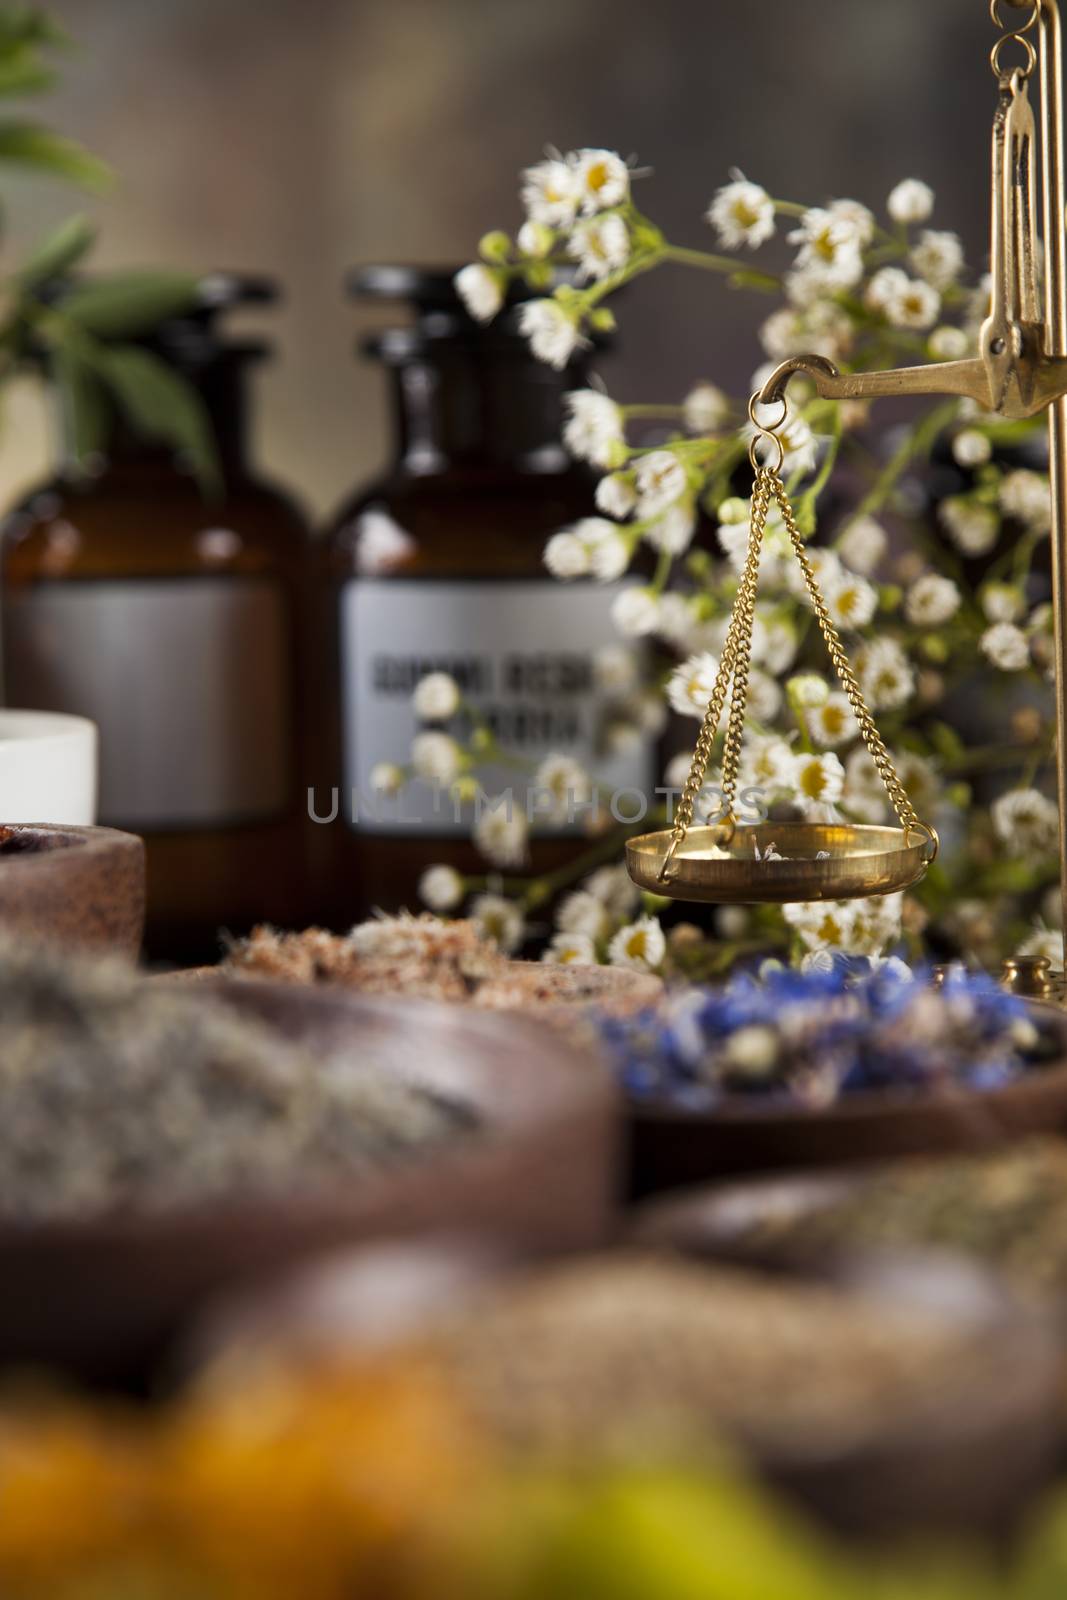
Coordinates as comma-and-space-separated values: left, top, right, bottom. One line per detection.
1, 274, 311, 964
312, 265, 654, 925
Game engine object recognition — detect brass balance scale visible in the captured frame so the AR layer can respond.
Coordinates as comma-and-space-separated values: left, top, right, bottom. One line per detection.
629, 0, 1067, 936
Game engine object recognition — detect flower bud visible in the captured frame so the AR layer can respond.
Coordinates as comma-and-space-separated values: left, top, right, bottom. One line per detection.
478, 230, 512, 263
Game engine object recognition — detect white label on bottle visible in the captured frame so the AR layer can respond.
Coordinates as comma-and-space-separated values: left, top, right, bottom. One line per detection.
4, 577, 290, 829
341, 578, 655, 834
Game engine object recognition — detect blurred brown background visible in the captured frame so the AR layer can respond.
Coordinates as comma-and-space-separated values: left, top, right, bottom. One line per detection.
0, 0, 998, 518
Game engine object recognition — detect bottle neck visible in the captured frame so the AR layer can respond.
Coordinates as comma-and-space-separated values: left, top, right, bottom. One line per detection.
384, 341, 583, 473
57, 350, 256, 482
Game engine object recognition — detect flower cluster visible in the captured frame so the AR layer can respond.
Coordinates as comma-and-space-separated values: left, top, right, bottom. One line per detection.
598, 964, 1057, 1111
409, 158, 1065, 974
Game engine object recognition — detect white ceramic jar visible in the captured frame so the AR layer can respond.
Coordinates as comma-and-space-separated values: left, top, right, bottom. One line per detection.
0, 711, 97, 824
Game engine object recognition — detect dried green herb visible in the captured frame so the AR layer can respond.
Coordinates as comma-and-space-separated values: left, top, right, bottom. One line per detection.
0, 944, 475, 1219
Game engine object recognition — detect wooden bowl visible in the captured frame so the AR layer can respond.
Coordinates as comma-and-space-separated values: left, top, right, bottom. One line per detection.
0, 823, 144, 960
631, 1193, 1062, 1540
0, 980, 618, 1385
626, 1002, 1067, 1200
196, 1228, 1061, 1545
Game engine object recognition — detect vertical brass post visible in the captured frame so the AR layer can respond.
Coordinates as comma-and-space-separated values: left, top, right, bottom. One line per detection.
1033, 1, 1067, 940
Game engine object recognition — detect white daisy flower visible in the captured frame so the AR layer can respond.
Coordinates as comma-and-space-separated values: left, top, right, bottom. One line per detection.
418, 864, 464, 912
787, 546, 843, 604
999, 469, 1051, 532
760, 307, 807, 360
981, 621, 1031, 672
750, 611, 798, 674
981, 582, 1024, 623
739, 735, 796, 793
787, 208, 864, 288
824, 570, 879, 630
683, 382, 730, 433
847, 893, 904, 957
929, 325, 970, 360
836, 515, 887, 575
667, 651, 720, 717
595, 472, 637, 518
411, 732, 462, 785
454, 264, 505, 323
706, 172, 776, 249
653, 593, 701, 650
608, 914, 666, 972
474, 803, 529, 867
829, 198, 875, 245
865, 266, 911, 312
584, 862, 641, 920
542, 931, 597, 965
521, 157, 581, 227
808, 691, 858, 748
369, 762, 405, 797
744, 412, 819, 477
856, 638, 914, 710
544, 530, 590, 579
887, 178, 935, 224
952, 429, 992, 468
1017, 927, 1065, 972
573, 147, 631, 213
885, 277, 941, 331
471, 892, 525, 953
938, 496, 999, 556
562, 390, 626, 468
584, 521, 631, 582
904, 573, 961, 627
664, 752, 695, 793
519, 299, 582, 368
747, 668, 783, 723
612, 587, 660, 637
534, 753, 591, 824
894, 751, 940, 819
910, 229, 964, 289
571, 213, 631, 281
556, 889, 611, 940
412, 671, 461, 721
993, 788, 1059, 855
842, 746, 887, 823
593, 644, 639, 693
634, 450, 688, 516
645, 503, 696, 556
792, 750, 846, 810
785, 898, 858, 951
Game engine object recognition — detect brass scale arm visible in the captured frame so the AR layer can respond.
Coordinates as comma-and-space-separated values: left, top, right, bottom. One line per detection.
757, 7, 1057, 420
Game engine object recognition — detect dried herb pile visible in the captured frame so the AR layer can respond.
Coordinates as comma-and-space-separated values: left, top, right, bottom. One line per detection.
423, 1254, 989, 1461
0, 943, 474, 1219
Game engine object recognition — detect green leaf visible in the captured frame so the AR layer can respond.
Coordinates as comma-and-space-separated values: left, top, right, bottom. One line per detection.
0, 120, 111, 188
0, 10, 70, 52
95, 343, 220, 496
59, 271, 201, 338
50, 341, 107, 461
16, 211, 94, 287
0, 44, 54, 96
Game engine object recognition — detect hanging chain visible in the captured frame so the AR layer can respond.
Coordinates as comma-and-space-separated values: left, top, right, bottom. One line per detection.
768, 474, 921, 836
990, 0, 1039, 83
658, 395, 937, 883
660, 473, 771, 877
